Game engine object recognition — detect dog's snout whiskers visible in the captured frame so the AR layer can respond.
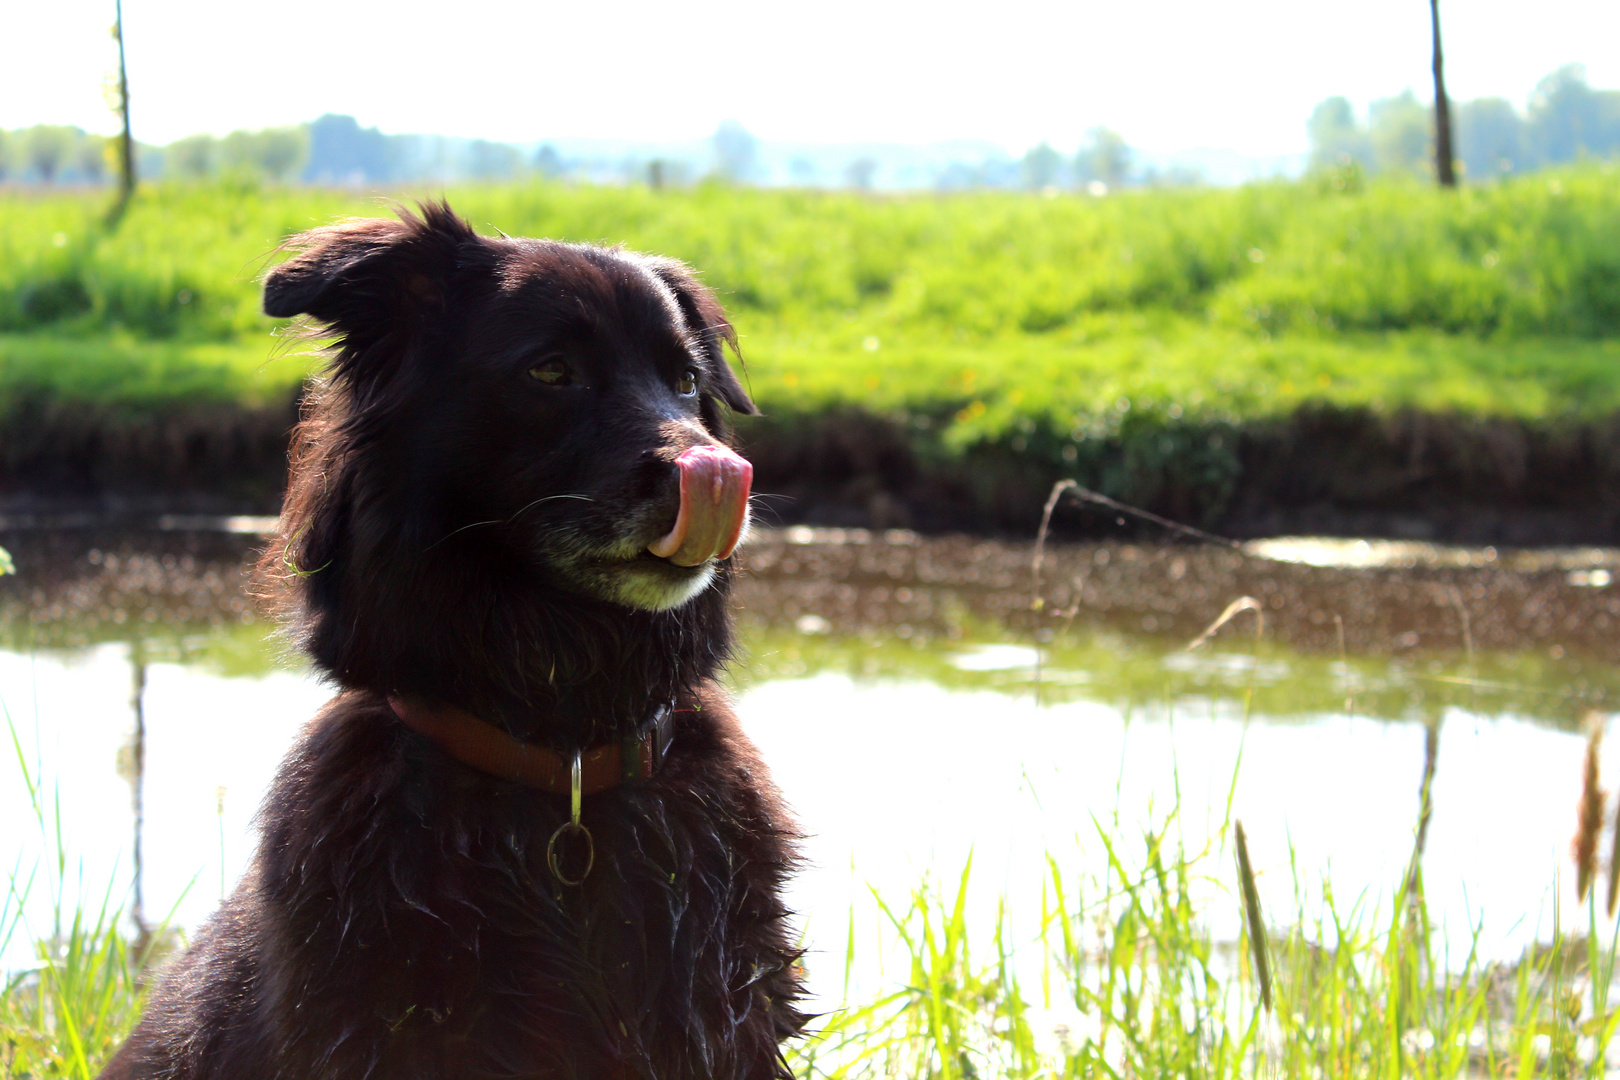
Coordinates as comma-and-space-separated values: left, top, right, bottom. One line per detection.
425, 494, 596, 551
505, 493, 596, 523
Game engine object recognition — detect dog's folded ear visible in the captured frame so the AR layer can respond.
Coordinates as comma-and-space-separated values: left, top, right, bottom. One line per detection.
645, 258, 758, 416
264, 203, 482, 374
264, 217, 409, 322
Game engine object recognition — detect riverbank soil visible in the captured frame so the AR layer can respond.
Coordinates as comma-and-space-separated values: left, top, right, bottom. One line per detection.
8, 403, 1620, 547
0, 397, 296, 512
6, 526, 1619, 667
735, 407, 1620, 544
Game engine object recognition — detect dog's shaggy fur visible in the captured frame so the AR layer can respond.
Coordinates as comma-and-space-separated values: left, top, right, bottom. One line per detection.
99, 204, 807, 1080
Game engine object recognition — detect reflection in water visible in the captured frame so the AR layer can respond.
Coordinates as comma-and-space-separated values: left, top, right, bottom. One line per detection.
1406, 711, 1441, 906
129, 641, 148, 952
1, 525, 1617, 988
3, 649, 1605, 993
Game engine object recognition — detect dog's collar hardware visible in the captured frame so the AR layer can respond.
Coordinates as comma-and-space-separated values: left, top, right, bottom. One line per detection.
385, 694, 678, 796
547, 754, 594, 885
386, 695, 681, 885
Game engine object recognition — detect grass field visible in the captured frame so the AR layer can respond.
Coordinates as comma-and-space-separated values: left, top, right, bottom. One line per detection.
5, 173, 1620, 530
5, 171, 1620, 433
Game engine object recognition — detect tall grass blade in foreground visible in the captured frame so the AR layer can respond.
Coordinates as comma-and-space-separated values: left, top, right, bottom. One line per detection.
1609, 761, 1620, 917
790, 799, 1620, 1079
1232, 820, 1271, 1013
6, 735, 1620, 1076
2, 699, 152, 1078
1187, 597, 1265, 653
1575, 712, 1605, 904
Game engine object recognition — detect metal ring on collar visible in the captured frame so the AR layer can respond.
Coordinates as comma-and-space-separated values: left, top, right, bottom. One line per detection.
548, 751, 593, 885
547, 820, 594, 886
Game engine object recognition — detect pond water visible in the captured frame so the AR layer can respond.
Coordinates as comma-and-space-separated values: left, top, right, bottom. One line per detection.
3, 523, 1620, 1005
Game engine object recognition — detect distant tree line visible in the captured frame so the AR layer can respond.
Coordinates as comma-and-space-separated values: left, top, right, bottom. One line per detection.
161, 126, 310, 181
0, 115, 551, 187
0, 112, 1170, 193
11, 65, 1614, 195
1011, 128, 1198, 193
1310, 64, 1620, 180
919, 129, 1194, 193
0, 125, 113, 184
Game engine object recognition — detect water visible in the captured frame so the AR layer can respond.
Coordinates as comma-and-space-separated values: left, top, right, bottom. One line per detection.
3, 525, 1618, 1003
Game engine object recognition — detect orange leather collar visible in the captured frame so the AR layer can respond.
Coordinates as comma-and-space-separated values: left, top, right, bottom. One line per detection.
387, 694, 676, 795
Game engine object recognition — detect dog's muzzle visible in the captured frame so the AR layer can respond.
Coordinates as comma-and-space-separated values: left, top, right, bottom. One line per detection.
647, 444, 753, 566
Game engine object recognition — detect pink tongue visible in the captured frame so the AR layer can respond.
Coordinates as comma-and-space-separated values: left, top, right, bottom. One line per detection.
647, 445, 754, 566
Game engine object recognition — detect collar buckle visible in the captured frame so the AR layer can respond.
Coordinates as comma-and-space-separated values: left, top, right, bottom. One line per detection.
620, 701, 675, 783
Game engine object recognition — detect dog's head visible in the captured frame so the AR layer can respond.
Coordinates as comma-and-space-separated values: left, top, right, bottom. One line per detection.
262, 203, 758, 620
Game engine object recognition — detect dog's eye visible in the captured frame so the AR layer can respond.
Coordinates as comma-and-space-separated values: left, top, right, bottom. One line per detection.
528, 358, 572, 386
676, 370, 698, 397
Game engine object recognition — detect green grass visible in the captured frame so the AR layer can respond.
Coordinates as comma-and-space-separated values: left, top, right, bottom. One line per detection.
791, 814, 1620, 1080
2, 709, 154, 1078
4, 170, 1620, 440
0, 334, 294, 413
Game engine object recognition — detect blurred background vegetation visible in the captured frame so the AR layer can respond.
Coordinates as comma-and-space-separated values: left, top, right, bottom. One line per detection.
4, 44, 1620, 537
3, 63, 1619, 189
6, 169, 1620, 414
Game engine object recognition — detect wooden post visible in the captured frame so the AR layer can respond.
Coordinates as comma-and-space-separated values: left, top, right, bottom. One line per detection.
108, 0, 136, 223
1430, 0, 1457, 188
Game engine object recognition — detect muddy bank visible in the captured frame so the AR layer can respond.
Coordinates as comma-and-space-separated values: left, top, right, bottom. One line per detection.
5, 525, 1619, 667
734, 529, 1620, 664
6, 400, 1620, 545
0, 396, 297, 512
1223, 407, 1620, 546
739, 406, 1620, 545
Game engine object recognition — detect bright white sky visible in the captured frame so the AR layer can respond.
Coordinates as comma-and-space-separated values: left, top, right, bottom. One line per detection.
4, 0, 1619, 156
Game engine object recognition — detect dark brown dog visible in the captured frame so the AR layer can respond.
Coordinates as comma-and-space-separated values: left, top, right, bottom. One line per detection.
99, 204, 806, 1080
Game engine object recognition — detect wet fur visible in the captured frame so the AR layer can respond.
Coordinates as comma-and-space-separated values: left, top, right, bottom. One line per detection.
100, 204, 806, 1080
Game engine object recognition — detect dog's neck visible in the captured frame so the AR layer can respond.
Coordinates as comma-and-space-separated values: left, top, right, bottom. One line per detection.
296, 528, 735, 749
